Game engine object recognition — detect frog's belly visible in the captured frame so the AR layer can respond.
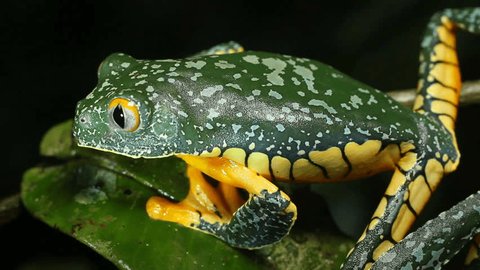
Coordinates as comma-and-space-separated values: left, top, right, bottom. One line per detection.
253, 140, 403, 183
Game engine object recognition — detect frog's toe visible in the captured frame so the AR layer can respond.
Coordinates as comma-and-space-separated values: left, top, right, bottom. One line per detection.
146, 196, 201, 227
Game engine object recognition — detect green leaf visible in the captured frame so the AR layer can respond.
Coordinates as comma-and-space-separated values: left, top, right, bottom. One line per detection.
22, 162, 263, 270
22, 120, 355, 269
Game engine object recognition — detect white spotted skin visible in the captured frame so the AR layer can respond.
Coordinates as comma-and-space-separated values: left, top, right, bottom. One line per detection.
73, 51, 457, 170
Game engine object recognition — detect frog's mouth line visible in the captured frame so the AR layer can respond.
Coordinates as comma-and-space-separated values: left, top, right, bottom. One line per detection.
76, 141, 176, 159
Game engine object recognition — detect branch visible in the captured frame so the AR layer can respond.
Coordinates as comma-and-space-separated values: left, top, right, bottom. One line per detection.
0, 194, 21, 225
386, 80, 480, 107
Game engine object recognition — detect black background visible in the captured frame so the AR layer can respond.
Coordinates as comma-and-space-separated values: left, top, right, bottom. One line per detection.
2, 0, 480, 268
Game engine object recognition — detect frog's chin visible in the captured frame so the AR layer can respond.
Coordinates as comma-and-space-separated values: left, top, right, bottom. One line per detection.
76, 142, 175, 159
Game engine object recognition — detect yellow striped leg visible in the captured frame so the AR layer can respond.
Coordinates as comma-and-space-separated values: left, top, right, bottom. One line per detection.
343, 151, 446, 269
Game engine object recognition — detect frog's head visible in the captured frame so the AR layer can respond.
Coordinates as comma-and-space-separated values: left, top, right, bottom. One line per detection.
73, 53, 180, 158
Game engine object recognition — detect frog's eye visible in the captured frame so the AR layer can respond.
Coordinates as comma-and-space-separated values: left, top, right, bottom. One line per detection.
108, 98, 140, 132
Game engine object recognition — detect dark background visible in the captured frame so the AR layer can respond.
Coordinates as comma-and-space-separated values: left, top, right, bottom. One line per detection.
2, 0, 480, 269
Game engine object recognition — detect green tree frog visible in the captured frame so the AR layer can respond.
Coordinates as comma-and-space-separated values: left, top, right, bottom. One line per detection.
73, 8, 480, 269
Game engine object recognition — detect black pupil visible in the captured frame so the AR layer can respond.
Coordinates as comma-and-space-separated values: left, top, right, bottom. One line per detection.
113, 105, 125, 129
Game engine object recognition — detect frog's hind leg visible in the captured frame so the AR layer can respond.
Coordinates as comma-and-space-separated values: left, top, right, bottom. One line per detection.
344, 8, 480, 269
414, 8, 480, 167
342, 147, 443, 269
415, 8, 480, 268
147, 155, 297, 249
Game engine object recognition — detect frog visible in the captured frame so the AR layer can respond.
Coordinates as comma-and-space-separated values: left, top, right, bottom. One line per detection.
73, 8, 480, 269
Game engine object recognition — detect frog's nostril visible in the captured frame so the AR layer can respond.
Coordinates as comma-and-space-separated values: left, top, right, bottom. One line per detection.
76, 111, 92, 128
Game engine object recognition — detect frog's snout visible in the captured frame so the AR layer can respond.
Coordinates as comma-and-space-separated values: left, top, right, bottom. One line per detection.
73, 109, 108, 148
73, 108, 101, 141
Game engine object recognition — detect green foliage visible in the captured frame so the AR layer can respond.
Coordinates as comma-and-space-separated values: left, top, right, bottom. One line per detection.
22, 120, 354, 269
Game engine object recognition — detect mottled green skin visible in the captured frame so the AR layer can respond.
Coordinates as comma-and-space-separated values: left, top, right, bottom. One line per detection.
74, 51, 454, 165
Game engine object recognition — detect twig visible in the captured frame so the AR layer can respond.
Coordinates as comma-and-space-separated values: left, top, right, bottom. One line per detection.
0, 194, 21, 225
386, 80, 480, 107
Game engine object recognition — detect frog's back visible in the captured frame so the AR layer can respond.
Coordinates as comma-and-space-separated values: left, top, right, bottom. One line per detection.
160, 51, 423, 182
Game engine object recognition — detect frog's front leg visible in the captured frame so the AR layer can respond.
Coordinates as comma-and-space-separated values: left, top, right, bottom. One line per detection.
147, 164, 239, 228
147, 155, 297, 249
